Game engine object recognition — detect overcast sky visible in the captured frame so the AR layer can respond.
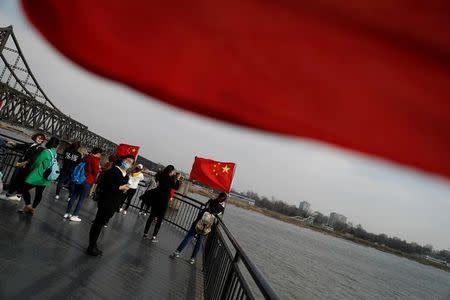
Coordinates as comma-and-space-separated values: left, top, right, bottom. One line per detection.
1, 1, 449, 249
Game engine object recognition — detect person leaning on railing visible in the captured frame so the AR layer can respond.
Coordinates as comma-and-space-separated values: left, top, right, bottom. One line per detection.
169, 192, 227, 265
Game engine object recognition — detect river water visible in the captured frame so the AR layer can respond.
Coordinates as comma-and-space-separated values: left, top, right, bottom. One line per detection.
199, 198, 450, 299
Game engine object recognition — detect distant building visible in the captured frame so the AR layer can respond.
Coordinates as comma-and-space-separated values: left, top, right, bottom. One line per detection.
299, 201, 310, 213
328, 212, 347, 227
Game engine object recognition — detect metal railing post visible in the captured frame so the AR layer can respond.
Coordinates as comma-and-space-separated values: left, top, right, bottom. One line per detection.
220, 252, 240, 300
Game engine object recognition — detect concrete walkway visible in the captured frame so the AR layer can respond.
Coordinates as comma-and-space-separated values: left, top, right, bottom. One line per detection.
0, 185, 204, 300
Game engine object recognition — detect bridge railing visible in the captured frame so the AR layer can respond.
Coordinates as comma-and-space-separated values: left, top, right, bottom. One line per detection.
0, 139, 280, 300
0, 133, 28, 187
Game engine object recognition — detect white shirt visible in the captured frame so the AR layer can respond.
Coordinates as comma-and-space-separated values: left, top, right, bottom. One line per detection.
128, 172, 144, 189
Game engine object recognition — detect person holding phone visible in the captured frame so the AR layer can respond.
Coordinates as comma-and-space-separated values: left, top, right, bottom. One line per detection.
143, 165, 181, 242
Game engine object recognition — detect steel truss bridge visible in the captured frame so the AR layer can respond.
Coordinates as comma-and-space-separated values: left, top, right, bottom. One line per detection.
0, 26, 116, 153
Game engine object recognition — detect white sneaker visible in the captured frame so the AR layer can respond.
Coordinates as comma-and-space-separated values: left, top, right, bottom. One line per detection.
151, 236, 158, 243
67, 198, 71, 202
70, 216, 81, 222
8, 195, 21, 201
169, 251, 180, 259
0, 193, 8, 200
189, 258, 195, 265
143, 212, 147, 216
119, 208, 124, 212
63, 213, 71, 219
122, 210, 127, 215
55, 195, 60, 200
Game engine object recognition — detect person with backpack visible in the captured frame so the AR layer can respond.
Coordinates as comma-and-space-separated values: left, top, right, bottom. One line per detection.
5, 133, 46, 201
169, 192, 227, 264
17, 137, 60, 215
143, 165, 181, 242
86, 155, 135, 256
120, 164, 144, 215
55, 141, 82, 200
64, 147, 102, 222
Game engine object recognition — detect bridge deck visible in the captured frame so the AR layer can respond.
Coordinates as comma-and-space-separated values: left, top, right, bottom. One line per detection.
0, 185, 204, 300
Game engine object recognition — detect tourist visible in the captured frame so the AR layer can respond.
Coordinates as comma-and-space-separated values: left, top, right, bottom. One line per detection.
55, 141, 82, 200
170, 192, 227, 264
5, 133, 46, 201
143, 165, 181, 242
92, 154, 118, 199
86, 155, 134, 256
18, 137, 60, 214
120, 163, 144, 215
65, 147, 102, 222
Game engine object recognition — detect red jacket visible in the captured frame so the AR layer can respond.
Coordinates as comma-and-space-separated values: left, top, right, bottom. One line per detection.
84, 154, 100, 185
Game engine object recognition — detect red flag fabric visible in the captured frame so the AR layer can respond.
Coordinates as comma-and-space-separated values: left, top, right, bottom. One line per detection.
190, 157, 236, 193
21, 1, 450, 178
117, 144, 140, 158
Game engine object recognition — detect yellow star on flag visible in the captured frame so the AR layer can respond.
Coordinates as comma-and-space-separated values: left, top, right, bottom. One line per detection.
222, 165, 230, 173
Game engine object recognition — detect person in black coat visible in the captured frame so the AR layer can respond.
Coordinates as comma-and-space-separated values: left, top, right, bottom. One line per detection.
6, 133, 46, 201
86, 155, 135, 256
143, 165, 180, 242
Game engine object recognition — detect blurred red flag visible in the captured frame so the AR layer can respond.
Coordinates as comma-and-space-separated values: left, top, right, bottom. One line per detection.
190, 157, 236, 193
117, 144, 139, 158
21, 0, 450, 177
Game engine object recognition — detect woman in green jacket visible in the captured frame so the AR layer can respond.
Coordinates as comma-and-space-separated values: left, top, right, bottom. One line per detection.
18, 137, 60, 214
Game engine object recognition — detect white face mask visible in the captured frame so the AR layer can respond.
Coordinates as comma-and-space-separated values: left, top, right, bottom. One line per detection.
121, 161, 130, 170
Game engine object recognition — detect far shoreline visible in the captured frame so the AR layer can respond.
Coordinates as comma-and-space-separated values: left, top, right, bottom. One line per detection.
190, 188, 450, 273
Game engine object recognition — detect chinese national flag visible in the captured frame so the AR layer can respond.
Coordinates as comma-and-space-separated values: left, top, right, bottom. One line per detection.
21, 1, 450, 178
117, 144, 139, 158
190, 157, 236, 193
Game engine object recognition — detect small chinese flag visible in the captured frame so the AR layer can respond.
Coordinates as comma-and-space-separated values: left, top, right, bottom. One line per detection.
189, 157, 236, 193
117, 144, 140, 158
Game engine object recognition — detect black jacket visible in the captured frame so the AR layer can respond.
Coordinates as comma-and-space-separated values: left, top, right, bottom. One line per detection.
151, 173, 180, 215
97, 166, 129, 211
61, 149, 82, 172
17, 143, 43, 164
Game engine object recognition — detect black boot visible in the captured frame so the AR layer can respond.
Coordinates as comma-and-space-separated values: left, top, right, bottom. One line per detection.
86, 247, 102, 256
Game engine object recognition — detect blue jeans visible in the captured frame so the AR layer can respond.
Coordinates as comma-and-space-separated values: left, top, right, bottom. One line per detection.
176, 227, 205, 259
66, 182, 91, 215
56, 169, 72, 196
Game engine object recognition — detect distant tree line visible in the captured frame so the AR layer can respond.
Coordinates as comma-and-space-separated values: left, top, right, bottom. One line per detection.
236, 190, 449, 262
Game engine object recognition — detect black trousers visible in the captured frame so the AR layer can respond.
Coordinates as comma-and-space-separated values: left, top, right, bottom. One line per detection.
139, 200, 149, 212
88, 206, 116, 249
144, 209, 164, 237
122, 188, 137, 210
7, 167, 29, 195
21, 182, 45, 208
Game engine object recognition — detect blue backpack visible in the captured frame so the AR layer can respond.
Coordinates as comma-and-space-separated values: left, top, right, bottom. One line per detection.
71, 161, 86, 184
43, 150, 60, 181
